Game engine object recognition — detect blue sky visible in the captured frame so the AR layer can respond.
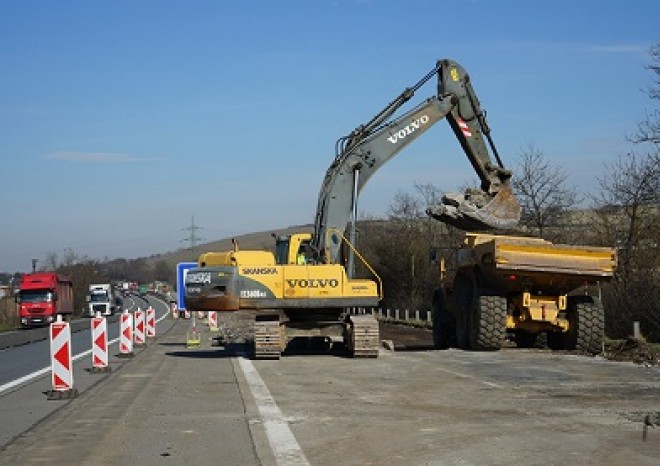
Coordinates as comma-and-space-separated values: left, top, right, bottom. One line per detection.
1, 0, 658, 273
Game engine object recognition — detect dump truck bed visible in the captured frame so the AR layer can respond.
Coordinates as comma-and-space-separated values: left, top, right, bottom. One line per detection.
458, 234, 617, 291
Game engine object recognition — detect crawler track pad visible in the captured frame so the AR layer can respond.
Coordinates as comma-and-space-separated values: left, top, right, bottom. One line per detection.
427, 186, 520, 231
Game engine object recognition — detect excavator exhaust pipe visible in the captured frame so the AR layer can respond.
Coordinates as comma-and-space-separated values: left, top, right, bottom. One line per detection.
426, 186, 521, 231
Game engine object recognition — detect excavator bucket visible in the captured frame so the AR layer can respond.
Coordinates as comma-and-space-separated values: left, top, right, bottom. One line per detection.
426, 186, 521, 231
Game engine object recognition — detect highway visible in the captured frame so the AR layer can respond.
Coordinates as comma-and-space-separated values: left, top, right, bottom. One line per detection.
1, 309, 659, 465
0, 294, 175, 450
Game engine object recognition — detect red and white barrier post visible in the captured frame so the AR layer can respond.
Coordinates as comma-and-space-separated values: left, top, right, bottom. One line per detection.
134, 308, 145, 346
208, 311, 219, 332
171, 302, 178, 319
146, 306, 156, 338
118, 309, 134, 358
48, 316, 78, 400
91, 314, 111, 373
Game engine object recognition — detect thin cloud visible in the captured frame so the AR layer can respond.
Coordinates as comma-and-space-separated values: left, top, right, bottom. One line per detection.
44, 151, 142, 163
486, 40, 647, 56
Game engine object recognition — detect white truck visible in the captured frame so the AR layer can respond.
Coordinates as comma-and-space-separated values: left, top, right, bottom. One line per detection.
86, 284, 117, 317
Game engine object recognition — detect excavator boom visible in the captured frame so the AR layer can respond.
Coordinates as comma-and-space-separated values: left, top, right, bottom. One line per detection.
312, 59, 521, 264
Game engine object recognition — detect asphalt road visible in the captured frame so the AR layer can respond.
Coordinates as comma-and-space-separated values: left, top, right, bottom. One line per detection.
1, 317, 659, 465
0, 294, 174, 450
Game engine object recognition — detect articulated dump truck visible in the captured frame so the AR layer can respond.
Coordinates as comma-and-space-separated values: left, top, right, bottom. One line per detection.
433, 233, 618, 354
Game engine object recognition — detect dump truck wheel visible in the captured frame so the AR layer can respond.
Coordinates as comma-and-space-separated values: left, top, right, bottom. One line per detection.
469, 293, 507, 351
452, 273, 474, 350
566, 297, 605, 355
432, 287, 454, 349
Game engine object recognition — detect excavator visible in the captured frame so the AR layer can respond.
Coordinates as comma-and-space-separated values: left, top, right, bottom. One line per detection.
183, 58, 521, 359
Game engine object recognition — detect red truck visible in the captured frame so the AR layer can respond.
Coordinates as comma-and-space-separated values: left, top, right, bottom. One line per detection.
16, 272, 74, 327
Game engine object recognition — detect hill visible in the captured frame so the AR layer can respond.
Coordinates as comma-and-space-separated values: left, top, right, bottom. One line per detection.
148, 224, 315, 268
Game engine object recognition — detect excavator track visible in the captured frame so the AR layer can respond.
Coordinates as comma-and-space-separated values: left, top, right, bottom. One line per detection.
347, 314, 380, 358
254, 316, 282, 360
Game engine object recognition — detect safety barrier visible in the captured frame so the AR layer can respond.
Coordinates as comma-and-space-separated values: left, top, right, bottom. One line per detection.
119, 310, 134, 357
47, 316, 78, 400
208, 311, 219, 332
146, 306, 156, 338
91, 315, 111, 373
134, 308, 145, 346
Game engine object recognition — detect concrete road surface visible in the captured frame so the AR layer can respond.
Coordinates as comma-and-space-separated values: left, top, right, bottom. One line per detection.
1, 318, 659, 465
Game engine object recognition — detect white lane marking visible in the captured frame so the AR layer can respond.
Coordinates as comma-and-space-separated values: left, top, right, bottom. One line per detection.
388, 351, 505, 389
238, 357, 309, 466
0, 302, 171, 395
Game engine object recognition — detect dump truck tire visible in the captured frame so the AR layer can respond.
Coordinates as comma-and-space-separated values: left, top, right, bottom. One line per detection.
470, 293, 507, 351
452, 273, 475, 350
566, 297, 605, 355
432, 288, 454, 350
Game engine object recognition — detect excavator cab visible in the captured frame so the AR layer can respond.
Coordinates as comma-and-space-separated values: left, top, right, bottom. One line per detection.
274, 233, 313, 265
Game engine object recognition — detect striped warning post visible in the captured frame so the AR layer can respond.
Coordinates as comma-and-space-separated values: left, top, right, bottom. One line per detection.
48, 317, 78, 400
118, 310, 134, 358
208, 311, 219, 332
91, 316, 111, 373
134, 308, 145, 346
146, 306, 156, 338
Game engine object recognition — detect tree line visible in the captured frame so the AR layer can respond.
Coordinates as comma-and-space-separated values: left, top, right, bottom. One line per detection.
0, 252, 176, 329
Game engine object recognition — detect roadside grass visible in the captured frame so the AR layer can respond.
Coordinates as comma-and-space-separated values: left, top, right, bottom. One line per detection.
0, 296, 18, 332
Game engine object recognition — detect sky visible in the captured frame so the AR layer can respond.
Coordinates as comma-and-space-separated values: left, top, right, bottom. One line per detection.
1, 0, 658, 273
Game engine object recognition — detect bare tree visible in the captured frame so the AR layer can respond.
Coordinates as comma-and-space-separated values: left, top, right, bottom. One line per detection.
594, 151, 660, 276
594, 151, 660, 340
387, 190, 424, 220
361, 184, 463, 311
631, 43, 660, 145
511, 144, 579, 240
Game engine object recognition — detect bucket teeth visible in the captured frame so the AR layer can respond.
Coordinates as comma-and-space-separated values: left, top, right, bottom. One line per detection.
427, 186, 520, 230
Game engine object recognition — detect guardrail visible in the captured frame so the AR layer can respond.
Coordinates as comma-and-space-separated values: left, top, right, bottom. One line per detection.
0, 314, 121, 350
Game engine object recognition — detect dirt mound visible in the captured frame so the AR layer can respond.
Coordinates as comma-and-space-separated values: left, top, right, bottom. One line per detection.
604, 338, 660, 366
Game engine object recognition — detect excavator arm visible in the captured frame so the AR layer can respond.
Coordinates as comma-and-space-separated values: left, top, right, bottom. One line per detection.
311, 59, 521, 264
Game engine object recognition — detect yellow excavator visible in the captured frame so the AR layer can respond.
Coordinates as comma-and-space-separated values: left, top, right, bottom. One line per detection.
184, 58, 521, 359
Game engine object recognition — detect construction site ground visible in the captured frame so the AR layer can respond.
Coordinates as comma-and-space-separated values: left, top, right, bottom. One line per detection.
2, 317, 659, 465
381, 321, 660, 366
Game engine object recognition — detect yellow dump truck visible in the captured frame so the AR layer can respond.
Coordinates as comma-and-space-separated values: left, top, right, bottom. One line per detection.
432, 233, 618, 354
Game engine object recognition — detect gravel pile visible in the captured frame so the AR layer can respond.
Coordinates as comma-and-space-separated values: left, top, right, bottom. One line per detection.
216, 311, 256, 343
